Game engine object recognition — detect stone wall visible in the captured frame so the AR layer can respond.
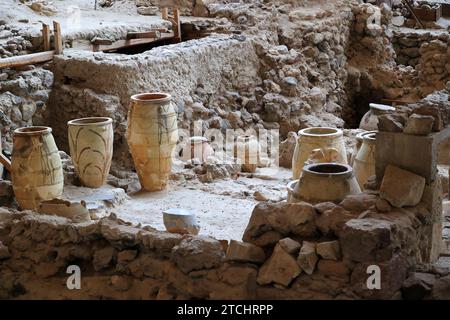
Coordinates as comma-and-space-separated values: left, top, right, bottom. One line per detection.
392, 30, 450, 95
48, 35, 261, 168
0, 187, 443, 299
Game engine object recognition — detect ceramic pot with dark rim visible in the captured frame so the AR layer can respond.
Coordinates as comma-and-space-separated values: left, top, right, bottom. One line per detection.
11, 126, 63, 210
292, 163, 361, 204
126, 93, 178, 192
68, 117, 113, 188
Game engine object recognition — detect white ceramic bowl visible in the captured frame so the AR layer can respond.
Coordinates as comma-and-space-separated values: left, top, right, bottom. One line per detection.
163, 208, 200, 235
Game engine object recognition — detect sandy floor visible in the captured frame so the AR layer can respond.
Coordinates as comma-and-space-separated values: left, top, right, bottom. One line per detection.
0, 0, 176, 39
114, 167, 292, 241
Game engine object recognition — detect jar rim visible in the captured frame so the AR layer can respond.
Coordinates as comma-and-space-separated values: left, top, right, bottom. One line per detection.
68, 117, 113, 126
303, 163, 353, 176
14, 126, 52, 136
131, 92, 171, 103
299, 127, 342, 137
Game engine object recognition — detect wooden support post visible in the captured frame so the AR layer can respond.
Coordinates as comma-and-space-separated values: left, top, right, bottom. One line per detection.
42, 23, 51, 51
162, 8, 169, 20
53, 21, 63, 54
0, 154, 12, 173
0, 51, 55, 69
172, 8, 181, 42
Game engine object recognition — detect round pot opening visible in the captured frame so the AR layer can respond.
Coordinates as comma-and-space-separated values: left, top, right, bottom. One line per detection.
131, 92, 171, 102
68, 117, 113, 126
304, 163, 352, 175
14, 126, 52, 136
299, 127, 342, 137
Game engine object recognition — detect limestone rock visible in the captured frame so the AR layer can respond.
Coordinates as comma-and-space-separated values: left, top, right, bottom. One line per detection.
402, 272, 435, 300
316, 241, 341, 260
0, 241, 11, 260
339, 193, 377, 213
317, 260, 350, 277
339, 219, 392, 262
243, 202, 317, 246
380, 165, 426, 208
257, 244, 301, 286
278, 238, 301, 255
171, 237, 225, 273
375, 198, 392, 212
403, 114, 434, 136
225, 240, 265, 264
414, 104, 444, 132
377, 114, 403, 132
117, 250, 137, 263
279, 131, 297, 168
432, 274, 450, 299
351, 254, 408, 299
93, 247, 115, 271
316, 206, 355, 235
314, 202, 336, 214
297, 241, 318, 275
111, 275, 132, 291
137, 6, 159, 16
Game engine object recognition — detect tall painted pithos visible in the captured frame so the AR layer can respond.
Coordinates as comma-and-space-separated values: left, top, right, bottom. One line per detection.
68, 117, 114, 188
126, 93, 179, 192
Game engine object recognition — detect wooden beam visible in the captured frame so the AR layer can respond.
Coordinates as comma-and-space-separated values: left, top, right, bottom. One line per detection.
0, 154, 11, 173
42, 23, 51, 51
95, 33, 175, 52
126, 31, 161, 40
172, 8, 181, 42
53, 21, 63, 54
91, 37, 113, 45
0, 51, 55, 69
162, 8, 169, 20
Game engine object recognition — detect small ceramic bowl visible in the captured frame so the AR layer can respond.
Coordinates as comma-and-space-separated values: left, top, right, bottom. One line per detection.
163, 208, 200, 235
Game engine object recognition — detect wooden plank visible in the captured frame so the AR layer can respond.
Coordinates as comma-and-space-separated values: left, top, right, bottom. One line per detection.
162, 8, 169, 20
96, 33, 175, 52
0, 51, 55, 69
0, 154, 11, 173
53, 21, 63, 54
91, 37, 113, 45
126, 31, 161, 40
42, 23, 51, 51
172, 8, 181, 42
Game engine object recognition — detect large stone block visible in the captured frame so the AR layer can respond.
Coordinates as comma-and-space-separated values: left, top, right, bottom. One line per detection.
225, 240, 265, 264
257, 244, 301, 286
375, 130, 450, 184
316, 240, 341, 260
380, 165, 425, 208
297, 241, 318, 275
243, 202, 317, 246
171, 237, 225, 274
339, 219, 392, 262
350, 254, 408, 299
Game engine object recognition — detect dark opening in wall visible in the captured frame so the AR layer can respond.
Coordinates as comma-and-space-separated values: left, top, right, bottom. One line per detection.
344, 74, 386, 129
105, 22, 209, 55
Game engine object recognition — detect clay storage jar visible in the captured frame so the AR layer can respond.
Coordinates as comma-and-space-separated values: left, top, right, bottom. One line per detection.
359, 103, 395, 131
180, 136, 214, 163
235, 135, 260, 173
11, 126, 63, 210
126, 93, 178, 191
350, 130, 377, 166
291, 163, 361, 204
353, 132, 376, 189
67, 117, 113, 188
292, 127, 347, 179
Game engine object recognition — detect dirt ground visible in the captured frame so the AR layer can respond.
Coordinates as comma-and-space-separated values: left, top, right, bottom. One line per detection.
63, 166, 292, 241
